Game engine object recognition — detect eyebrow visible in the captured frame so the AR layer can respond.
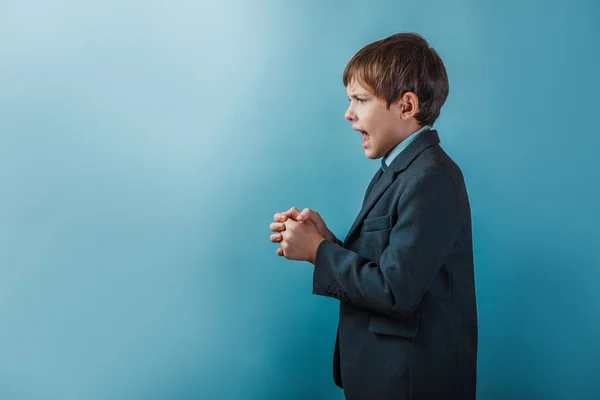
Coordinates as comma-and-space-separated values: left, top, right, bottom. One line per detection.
347, 93, 369, 99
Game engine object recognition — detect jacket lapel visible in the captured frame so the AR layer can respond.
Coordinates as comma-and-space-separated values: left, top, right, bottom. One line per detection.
343, 130, 441, 246
362, 167, 384, 208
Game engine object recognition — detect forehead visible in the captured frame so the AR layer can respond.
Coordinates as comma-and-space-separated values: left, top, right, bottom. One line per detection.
346, 80, 372, 96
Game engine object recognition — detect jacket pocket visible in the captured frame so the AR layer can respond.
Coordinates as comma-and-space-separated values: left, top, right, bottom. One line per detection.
368, 313, 419, 338
363, 214, 392, 232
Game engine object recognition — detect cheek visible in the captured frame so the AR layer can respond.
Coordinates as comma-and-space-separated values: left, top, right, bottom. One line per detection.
360, 111, 374, 130
365, 114, 380, 139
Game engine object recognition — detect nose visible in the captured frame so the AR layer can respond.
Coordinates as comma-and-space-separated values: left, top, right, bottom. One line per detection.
345, 104, 356, 122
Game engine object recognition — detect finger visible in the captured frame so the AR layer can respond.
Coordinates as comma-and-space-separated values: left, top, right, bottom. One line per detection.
274, 212, 289, 222
296, 207, 311, 221
283, 207, 302, 220
269, 222, 286, 232
277, 247, 283, 256
270, 233, 282, 242
274, 212, 287, 222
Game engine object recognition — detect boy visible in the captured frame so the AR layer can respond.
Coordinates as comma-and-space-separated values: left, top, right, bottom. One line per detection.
269, 32, 477, 399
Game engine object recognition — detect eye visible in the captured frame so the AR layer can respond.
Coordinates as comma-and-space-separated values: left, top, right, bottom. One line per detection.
357, 98, 367, 104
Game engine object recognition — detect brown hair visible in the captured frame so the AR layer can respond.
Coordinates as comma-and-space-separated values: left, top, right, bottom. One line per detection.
343, 33, 449, 127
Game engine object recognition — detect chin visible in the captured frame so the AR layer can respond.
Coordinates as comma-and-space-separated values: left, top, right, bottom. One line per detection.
364, 148, 381, 159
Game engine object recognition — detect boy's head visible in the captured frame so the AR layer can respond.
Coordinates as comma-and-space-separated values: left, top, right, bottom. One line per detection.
343, 33, 449, 159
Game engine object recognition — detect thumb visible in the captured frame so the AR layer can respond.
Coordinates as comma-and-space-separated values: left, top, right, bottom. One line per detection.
296, 208, 310, 221
283, 207, 302, 220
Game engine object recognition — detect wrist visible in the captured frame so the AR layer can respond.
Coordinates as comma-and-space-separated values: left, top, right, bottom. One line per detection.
325, 230, 336, 242
311, 236, 326, 265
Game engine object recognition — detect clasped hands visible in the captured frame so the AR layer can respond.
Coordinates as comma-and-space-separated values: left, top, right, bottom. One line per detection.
269, 207, 335, 264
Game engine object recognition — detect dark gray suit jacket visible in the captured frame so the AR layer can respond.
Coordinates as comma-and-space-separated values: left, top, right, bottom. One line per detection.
313, 130, 478, 399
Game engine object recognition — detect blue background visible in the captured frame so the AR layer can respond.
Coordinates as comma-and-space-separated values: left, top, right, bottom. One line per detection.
1, 0, 599, 398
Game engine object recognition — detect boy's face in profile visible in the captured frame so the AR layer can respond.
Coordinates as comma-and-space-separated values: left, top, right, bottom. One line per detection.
345, 80, 414, 160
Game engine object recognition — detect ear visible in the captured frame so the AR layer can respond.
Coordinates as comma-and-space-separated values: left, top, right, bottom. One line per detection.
398, 92, 420, 120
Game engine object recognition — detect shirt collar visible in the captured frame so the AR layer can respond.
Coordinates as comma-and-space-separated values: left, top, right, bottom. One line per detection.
381, 125, 431, 172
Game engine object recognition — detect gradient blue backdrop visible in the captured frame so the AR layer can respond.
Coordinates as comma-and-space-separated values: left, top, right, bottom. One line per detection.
1, 0, 599, 399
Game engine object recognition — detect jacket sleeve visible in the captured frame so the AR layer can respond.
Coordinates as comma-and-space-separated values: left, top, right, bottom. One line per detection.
312, 169, 463, 319
333, 237, 344, 247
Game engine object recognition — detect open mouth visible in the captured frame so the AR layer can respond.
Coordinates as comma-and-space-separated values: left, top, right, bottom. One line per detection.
361, 131, 371, 147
